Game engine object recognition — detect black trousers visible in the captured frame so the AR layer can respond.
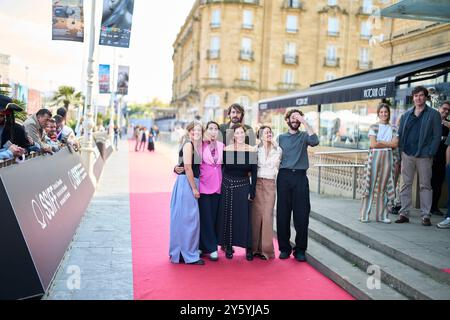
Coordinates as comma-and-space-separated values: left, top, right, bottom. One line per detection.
431, 145, 447, 210
199, 193, 221, 253
276, 169, 310, 254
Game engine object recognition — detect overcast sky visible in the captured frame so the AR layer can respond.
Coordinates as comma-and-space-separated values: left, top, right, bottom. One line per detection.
0, 0, 195, 104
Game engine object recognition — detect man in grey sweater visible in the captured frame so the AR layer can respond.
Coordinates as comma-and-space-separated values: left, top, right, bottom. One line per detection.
396, 86, 442, 226
276, 109, 319, 262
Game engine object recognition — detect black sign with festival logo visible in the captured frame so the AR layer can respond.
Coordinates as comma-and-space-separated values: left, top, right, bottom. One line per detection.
0, 148, 95, 299
99, 0, 135, 48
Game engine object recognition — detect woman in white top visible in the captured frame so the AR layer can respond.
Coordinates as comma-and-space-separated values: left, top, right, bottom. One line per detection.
252, 126, 282, 260
360, 103, 399, 223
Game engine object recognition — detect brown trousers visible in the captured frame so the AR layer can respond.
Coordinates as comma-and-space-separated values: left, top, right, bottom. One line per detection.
399, 152, 433, 218
252, 178, 276, 259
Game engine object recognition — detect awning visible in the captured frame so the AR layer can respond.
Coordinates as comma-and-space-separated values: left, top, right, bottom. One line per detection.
259, 52, 450, 111
379, 0, 450, 23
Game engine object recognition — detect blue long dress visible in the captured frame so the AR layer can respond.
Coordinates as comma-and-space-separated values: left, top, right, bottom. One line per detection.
169, 142, 201, 263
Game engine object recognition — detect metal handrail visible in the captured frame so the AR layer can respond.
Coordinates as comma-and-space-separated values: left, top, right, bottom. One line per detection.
313, 149, 368, 199
314, 149, 369, 155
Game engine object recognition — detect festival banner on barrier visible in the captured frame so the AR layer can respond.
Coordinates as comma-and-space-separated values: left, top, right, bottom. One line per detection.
0, 148, 95, 299
99, 64, 111, 94
99, 0, 135, 48
117, 65, 129, 95
52, 0, 84, 42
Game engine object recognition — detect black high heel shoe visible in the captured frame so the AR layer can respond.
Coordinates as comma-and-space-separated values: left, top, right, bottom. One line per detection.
225, 247, 233, 259
246, 249, 253, 261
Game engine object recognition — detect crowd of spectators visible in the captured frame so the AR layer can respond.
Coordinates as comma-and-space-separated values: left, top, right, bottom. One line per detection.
0, 94, 80, 164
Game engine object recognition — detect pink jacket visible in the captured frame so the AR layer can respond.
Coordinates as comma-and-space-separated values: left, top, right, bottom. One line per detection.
199, 141, 224, 195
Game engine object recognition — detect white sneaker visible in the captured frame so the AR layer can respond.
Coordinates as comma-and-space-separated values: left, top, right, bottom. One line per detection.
209, 251, 218, 261
378, 218, 391, 224
437, 218, 450, 229
359, 218, 370, 223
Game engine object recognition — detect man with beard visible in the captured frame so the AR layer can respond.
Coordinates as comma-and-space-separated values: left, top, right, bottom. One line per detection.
219, 103, 255, 146
276, 109, 319, 262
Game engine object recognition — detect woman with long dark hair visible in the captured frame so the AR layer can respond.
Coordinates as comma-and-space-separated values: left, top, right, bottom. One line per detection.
360, 103, 399, 223
198, 121, 224, 261
217, 124, 257, 261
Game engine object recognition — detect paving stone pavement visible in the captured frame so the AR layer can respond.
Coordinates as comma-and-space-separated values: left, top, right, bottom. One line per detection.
44, 138, 133, 300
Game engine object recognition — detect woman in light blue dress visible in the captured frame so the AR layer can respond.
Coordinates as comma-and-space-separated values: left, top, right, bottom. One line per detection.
169, 121, 205, 265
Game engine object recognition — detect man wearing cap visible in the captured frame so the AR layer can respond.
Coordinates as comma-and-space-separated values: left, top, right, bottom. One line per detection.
23, 108, 54, 153
0, 95, 34, 151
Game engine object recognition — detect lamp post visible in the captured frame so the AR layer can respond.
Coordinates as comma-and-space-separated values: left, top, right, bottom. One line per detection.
81, 0, 97, 186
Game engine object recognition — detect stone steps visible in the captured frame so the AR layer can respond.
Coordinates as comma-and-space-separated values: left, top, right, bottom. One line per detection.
307, 218, 450, 300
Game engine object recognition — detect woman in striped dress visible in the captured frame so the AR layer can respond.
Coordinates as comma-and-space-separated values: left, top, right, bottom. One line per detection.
360, 103, 399, 223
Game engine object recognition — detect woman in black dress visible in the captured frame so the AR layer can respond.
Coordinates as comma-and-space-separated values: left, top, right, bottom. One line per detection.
218, 124, 257, 261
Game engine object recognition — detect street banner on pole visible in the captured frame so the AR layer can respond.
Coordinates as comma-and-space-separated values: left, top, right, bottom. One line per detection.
99, 0, 135, 48
52, 0, 84, 42
99, 64, 111, 94
117, 65, 129, 95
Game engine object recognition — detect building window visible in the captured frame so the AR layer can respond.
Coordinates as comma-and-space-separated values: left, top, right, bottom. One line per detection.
286, 15, 298, 33
328, 17, 339, 36
243, 10, 253, 29
211, 9, 221, 28
283, 69, 295, 84
240, 66, 250, 80
325, 73, 336, 81
328, 0, 337, 5
208, 37, 220, 59
325, 45, 339, 67
362, 0, 372, 14
361, 21, 372, 39
209, 64, 218, 78
286, 0, 302, 9
359, 48, 371, 69
284, 42, 298, 64
204, 94, 221, 123
240, 38, 253, 60
205, 94, 220, 108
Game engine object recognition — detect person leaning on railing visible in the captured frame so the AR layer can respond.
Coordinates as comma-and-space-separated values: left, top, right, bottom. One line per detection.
359, 103, 399, 224
23, 108, 54, 154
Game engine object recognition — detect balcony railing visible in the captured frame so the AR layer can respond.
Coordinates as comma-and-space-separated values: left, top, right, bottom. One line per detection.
277, 82, 300, 92
202, 78, 223, 87
358, 60, 373, 70
282, 0, 303, 9
233, 79, 257, 89
286, 27, 299, 33
210, 22, 221, 28
357, 6, 373, 15
239, 50, 254, 61
327, 30, 340, 37
201, 0, 260, 5
242, 23, 254, 30
207, 49, 220, 60
324, 57, 340, 67
283, 54, 298, 65
360, 33, 372, 40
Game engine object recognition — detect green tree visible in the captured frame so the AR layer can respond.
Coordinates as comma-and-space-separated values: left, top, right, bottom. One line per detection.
0, 84, 27, 122
51, 85, 84, 110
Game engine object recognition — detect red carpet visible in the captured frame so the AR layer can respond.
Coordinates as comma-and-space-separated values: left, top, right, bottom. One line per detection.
129, 141, 354, 300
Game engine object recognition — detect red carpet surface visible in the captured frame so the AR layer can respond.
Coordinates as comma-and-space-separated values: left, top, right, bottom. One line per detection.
129, 141, 354, 300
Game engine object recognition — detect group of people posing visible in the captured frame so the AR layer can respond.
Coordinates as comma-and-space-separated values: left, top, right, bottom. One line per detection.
360, 85, 450, 229
169, 104, 319, 265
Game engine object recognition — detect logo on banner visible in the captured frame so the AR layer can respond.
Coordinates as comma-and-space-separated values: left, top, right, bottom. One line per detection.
31, 179, 71, 230
68, 163, 87, 190
296, 97, 309, 106
363, 86, 387, 99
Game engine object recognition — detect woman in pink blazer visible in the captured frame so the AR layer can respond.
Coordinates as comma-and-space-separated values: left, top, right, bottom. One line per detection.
199, 121, 225, 261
